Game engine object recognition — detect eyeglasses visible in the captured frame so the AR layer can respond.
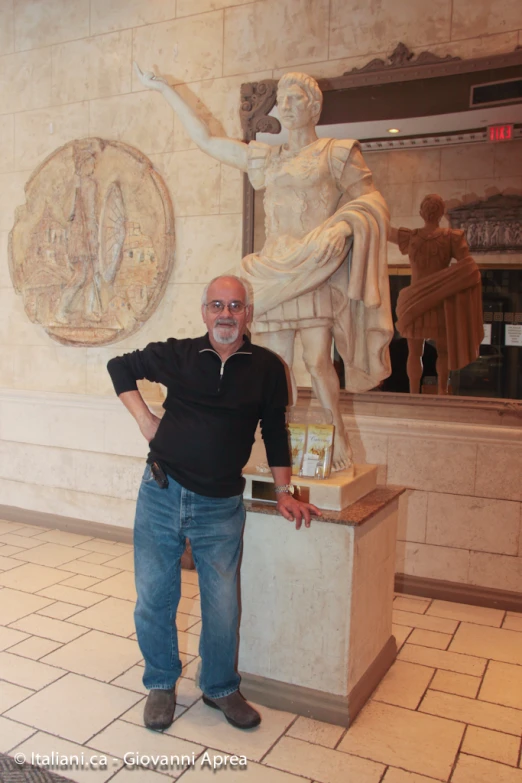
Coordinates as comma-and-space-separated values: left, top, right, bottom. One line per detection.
204, 300, 247, 314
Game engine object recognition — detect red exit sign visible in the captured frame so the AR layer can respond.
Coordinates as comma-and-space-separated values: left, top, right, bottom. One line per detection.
488, 124, 513, 142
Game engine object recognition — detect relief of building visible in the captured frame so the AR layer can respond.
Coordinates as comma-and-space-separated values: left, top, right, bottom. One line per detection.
448, 194, 522, 254
9, 138, 174, 346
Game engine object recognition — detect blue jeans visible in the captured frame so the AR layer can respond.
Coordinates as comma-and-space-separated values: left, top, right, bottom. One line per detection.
133, 465, 246, 698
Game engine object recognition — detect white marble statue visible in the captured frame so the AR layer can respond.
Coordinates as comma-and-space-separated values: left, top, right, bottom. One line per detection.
135, 64, 393, 470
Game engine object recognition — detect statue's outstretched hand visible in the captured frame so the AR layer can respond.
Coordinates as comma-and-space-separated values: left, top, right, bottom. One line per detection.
133, 62, 167, 92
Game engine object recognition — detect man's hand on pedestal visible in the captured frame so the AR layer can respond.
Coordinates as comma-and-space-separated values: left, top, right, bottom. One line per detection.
276, 494, 321, 530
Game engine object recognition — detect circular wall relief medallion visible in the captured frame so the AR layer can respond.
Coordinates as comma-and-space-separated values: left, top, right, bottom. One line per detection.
8, 138, 174, 346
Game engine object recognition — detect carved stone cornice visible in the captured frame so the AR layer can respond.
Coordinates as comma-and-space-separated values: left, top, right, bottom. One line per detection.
240, 79, 280, 141
346, 42, 460, 75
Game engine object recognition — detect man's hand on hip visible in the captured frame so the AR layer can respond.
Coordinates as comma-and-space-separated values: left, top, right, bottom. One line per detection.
276, 494, 321, 530
138, 412, 161, 443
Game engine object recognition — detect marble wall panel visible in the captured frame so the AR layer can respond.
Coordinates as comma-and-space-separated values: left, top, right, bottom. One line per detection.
344, 426, 388, 483
396, 541, 470, 584
494, 141, 522, 178
223, 0, 329, 75
0, 441, 76, 491
412, 180, 469, 213
0, 115, 14, 174
177, 0, 254, 16
272, 52, 387, 80
102, 407, 150, 459
0, 171, 29, 231
362, 152, 389, 190
464, 178, 522, 202
132, 13, 224, 87
51, 31, 132, 105
172, 214, 242, 284
11, 346, 88, 394
14, 102, 89, 172
219, 165, 243, 214
428, 31, 519, 59
0, 289, 54, 347
14, 0, 89, 51
475, 444, 522, 503
150, 149, 221, 217
452, 0, 522, 39
0, 347, 16, 391
468, 552, 522, 593
88, 91, 175, 156
397, 490, 428, 544
0, 233, 11, 289
386, 149, 442, 186
378, 183, 414, 218
440, 145, 495, 182
85, 347, 136, 397
329, 0, 452, 60
387, 436, 477, 495
90, 0, 177, 36
0, 1, 14, 56
0, 48, 52, 113
426, 493, 520, 556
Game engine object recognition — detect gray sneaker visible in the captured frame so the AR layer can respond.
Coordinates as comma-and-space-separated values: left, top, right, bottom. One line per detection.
144, 688, 175, 731
202, 691, 261, 729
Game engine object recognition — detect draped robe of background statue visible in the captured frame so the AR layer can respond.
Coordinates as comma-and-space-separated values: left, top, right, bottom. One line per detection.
135, 64, 393, 470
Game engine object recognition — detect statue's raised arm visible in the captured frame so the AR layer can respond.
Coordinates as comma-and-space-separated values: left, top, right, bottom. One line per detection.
134, 62, 248, 171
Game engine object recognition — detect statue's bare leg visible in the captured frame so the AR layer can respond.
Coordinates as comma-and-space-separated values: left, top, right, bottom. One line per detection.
406, 338, 424, 394
251, 329, 296, 404
300, 326, 352, 472
434, 334, 449, 395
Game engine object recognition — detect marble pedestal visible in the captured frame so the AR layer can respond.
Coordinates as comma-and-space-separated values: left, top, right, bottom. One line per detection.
238, 488, 402, 727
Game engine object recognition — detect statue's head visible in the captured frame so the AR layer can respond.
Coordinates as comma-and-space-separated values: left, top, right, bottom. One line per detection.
419, 193, 445, 225
277, 72, 323, 130
73, 142, 97, 177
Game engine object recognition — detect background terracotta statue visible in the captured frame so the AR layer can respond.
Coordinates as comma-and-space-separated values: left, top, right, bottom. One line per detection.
135, 64, 393, 470
389, 194, 484, 395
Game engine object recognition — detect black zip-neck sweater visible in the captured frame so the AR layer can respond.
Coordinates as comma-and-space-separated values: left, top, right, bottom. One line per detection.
107, 333, 291, 498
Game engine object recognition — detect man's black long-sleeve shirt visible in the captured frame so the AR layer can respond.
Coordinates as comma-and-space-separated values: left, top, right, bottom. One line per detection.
107, 333, 291, 498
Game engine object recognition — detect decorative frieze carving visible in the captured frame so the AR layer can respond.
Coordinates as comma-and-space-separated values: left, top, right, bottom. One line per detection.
448, 194, 522, 254
345, 42, 460, 75
9, 138, 174, 346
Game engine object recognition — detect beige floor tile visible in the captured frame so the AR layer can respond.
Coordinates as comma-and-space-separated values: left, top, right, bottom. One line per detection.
10, 614, 90, 643
0, 588, 54, 624
419, 690, 522, 736
58, 561, 122, 581
285, 716, 345, 748
382, 769, 445, 783
178, 630, 200, 656
36, 602, 83, 620
76, 540, 131, 557
188, 752, 311, 782
12, 731, 122, 783
12, 543, 84, 568
408, 629, 452, 650
337, 700, 464, 779
181, 657, 200, 680
0, 545, 25, 556
102, 551, 134, 571
372, 660, 434, 710
462, 725, 520, 766
88, 719, 204, 774
40, 630, 142, 683
430, 670, 481, 698
427, 599, 504, 627
0, 520, 26, 535
180, 582, 199, 599
135, 651, 194, 670
502, 613, 522, 632
120, 696, 186, 728
37, 584, 106, 607
0, 680, 34, 712
393, 596, 431, 614
176, 612, 200, 633
398, 643, 487, 676
169, 699, 295, 761
452, 753, 522, 782
5, 673, 140, 744
0, 555, 25, 570
59, 575, 103, 589
265, 735, 384, 783
88, 572, 137, 601
111, 665, 146, 694
0, 715, 36, 752
0, 563, 71, 593
181, 569, 199, 586
109, 767, 177, 782
393, 610, 458, 634
34, 530, 96, 546
392, 623, 413, 651
0, 626, 30, 650
479, 660, 522, 710
9, 525, 50, 537
67, 597, 136, 638
79, 552, 117, 565
174, 676, 202, 708
0, 651, 65, 689
187, 621, 201, 636
8, 636, 64, 660
0, 533, 48, 549
177, 597, 201, 617
450, 623, 522, 666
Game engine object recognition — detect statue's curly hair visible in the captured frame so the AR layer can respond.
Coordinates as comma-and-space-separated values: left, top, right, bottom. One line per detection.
420, 193, 445, 223
277, 72, 323, 121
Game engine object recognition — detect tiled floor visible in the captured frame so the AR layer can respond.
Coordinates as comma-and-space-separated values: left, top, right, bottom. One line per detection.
1, 518, 522, 783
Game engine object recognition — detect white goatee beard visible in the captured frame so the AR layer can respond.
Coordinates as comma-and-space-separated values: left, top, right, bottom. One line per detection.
212, 323, 239, 345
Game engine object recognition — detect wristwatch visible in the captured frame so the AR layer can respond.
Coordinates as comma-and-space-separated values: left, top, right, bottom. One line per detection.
274, 484, 295, 496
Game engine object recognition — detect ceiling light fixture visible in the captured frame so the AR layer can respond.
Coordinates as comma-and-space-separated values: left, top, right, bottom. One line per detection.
387, 128, 400, 134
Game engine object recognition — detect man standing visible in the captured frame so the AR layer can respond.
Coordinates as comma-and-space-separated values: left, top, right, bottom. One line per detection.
107, 275, 318, 732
